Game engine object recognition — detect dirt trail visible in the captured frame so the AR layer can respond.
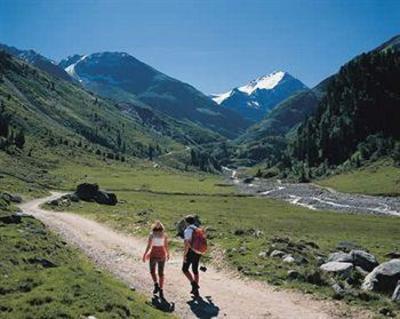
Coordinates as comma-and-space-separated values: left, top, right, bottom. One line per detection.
19, 194, 371, 319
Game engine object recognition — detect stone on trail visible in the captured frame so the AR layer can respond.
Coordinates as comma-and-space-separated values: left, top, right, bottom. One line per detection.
320, 262, 353, 278
362, 259, 400, 294
350, 250, 379, 272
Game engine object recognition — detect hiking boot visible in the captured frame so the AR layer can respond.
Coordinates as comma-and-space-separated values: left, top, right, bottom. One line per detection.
159, 289, 164, 299
190, 281, 200, 296
153, 283, 160, 294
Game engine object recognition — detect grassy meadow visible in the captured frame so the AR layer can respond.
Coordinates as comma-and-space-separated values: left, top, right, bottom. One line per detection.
318, 160, 400, 196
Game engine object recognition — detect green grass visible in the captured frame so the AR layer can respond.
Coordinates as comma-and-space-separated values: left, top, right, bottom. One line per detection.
0, 211, 173, 319
318, 160, 400, 196
50, 161, 234, 194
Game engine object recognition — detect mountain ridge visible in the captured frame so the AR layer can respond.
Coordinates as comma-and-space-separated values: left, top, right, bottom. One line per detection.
58, 51, 252, 139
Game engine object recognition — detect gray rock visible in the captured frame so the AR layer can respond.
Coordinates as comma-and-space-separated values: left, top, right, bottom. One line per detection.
362, 259, 400, 293
392, 281, 400, 302
270, 250, 286, 258
350, 250, 378, 272
320, 262, 353, 278
327, 252, 352, 263
283, 255, 295, 263
331, 283, 345, 299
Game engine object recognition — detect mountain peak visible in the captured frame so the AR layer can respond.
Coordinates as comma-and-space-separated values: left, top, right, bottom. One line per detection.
211, 71, 307, 122
238, 71, 286, 95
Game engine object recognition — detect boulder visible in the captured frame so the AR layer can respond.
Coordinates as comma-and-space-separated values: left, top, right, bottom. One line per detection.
76, 183, 99, 201
392, 281, 400, 302
327, 252, 352, 263
320, 262, 353, 278
362, 259, 400, 294
331, 283, 346, 299
350, 250, 378, 272
270, 250, 286, 258
94, 190, 117, 205
75, 183, 117, 206
175, 215, 201, 238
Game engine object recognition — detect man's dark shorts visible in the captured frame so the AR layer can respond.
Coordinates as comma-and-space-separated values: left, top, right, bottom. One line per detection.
182, 249, 201, 274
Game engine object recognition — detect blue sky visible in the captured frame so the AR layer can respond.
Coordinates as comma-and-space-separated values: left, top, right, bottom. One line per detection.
1, 0, 399, 93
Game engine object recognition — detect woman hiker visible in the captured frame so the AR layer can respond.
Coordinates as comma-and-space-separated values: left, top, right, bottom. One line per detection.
142, 220, 170, 299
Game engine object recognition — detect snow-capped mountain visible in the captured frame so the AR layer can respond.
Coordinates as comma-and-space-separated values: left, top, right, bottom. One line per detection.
212, 71, 307, 122
58, 51, 251, 138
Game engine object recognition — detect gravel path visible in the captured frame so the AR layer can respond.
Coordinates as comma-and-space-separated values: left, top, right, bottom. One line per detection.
18, 193, 372, 319
223, 168, 400, 216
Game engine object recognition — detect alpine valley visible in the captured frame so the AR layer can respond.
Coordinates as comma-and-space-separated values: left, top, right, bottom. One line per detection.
1, 33, 400, 319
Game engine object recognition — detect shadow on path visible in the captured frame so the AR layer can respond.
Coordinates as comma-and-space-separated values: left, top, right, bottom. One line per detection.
187, 296, 220, 319
151, 296, 175, 313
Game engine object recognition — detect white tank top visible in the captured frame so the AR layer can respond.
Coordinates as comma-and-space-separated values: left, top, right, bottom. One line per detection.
152, 235, 165, 247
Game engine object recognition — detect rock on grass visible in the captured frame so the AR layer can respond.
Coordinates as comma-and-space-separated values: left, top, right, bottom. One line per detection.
362, 259, 400, 294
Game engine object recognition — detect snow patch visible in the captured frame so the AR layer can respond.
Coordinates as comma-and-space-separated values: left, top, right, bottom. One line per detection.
238, 71, 285, 95
212, 90, 233, 104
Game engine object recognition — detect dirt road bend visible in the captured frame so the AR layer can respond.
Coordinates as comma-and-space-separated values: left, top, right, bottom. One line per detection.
19, 194, 371, 319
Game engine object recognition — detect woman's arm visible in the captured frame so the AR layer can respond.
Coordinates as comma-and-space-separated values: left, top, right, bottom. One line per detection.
165, 235, 170, 260
142, 235, 152, 262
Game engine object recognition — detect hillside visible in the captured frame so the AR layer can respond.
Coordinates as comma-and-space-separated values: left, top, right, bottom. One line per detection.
212, 71, 307, 122
292, 49, 400, 168
61, 52, 251, 139
0, 50, 185, 160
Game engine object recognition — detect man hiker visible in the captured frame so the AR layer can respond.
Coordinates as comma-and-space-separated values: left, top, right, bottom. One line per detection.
181, 215, 207, 297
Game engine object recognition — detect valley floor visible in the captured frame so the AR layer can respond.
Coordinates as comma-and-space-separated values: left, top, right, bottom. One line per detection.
19, 194, 371, 319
